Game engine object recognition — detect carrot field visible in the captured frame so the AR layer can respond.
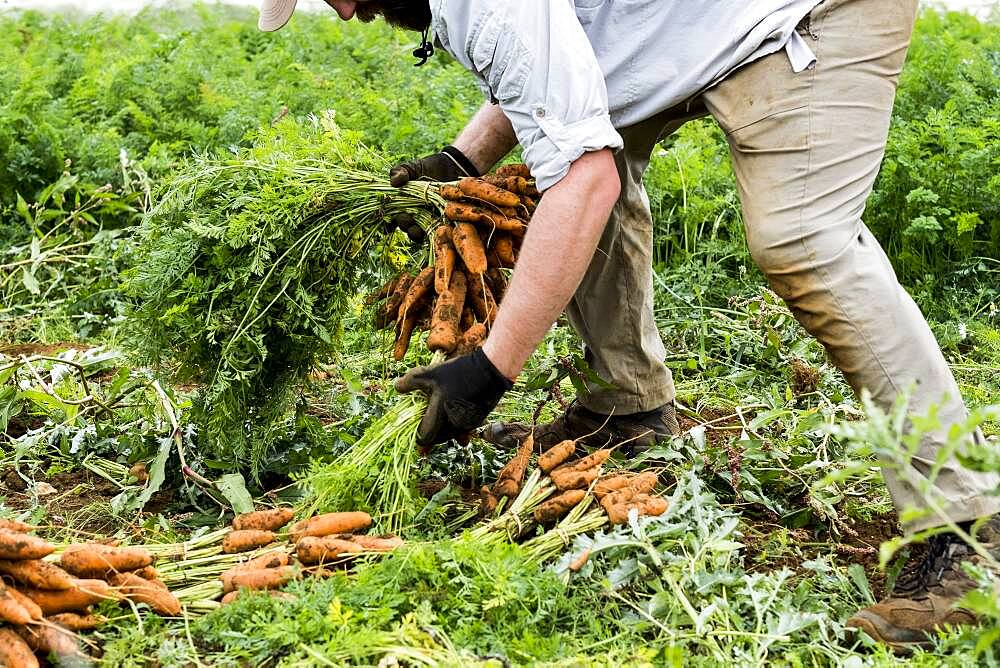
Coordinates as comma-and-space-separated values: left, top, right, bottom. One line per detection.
1, 4, 999, 666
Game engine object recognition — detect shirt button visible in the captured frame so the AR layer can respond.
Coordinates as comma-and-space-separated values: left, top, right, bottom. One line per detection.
535, 108, 546, 118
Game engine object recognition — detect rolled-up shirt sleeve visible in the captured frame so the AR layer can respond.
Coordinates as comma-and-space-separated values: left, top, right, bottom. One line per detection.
435, 0, 623, 191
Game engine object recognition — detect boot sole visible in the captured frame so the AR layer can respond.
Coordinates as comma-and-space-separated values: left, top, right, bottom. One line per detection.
846, 611, 933, 655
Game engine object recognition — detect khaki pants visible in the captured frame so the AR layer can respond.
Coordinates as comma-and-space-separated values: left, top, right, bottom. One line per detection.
567, 0, 1000, 532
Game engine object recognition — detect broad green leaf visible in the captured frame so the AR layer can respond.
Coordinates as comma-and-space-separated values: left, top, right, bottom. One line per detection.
215, 473, 255, 514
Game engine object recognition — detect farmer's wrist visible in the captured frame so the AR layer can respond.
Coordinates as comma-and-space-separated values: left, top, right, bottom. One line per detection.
480, 339, 520, 384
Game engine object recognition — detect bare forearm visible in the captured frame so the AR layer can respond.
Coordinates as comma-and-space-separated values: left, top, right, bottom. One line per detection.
452, 103, 518, 174
483, 150, 621, 379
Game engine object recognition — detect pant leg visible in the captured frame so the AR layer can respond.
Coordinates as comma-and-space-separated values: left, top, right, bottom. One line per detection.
702, 0, 1000, 533
566, 104, 705, 415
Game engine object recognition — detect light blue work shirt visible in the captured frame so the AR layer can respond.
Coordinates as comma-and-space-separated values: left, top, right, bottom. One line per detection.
431, 0, 822, 191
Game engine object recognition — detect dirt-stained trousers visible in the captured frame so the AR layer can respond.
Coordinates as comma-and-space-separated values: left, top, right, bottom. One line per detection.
565, 0, 1000, 533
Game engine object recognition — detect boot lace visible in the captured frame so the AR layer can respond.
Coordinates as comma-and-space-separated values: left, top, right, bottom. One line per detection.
892, 532, 971, 597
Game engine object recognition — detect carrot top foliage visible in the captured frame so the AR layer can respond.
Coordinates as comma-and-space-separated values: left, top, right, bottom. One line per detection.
123, 115, 443, 472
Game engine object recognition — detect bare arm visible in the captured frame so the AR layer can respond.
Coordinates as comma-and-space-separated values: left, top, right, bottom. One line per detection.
452, 103, 519, 174
483, 149, 621, 380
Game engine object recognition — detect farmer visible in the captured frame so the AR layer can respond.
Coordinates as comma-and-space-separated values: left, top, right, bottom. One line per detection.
259, 0, 1000, 650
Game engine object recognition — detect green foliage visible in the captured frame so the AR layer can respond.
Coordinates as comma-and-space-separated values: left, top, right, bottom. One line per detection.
0, 5, 478, 209
123, 115, 438, 474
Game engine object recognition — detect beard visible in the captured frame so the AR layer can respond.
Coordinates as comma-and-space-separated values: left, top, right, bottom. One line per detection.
355, 1, 432, 32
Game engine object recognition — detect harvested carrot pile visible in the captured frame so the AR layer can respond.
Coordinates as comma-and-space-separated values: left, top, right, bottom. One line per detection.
370, 165, 537, 360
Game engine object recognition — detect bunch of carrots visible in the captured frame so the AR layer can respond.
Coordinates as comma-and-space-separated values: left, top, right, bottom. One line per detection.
0, 518, 179, 666
371, 164, 537, 360
216, 508, 403, 606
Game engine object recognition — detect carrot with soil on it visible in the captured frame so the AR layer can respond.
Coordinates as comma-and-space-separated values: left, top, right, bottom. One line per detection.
467, 276, 499, 326
452, 222, 488, 274
59, 544, 153, 578
438, 184, 466, 201
295, 537, 364, 566
6, 588, 41, 621
0, 559, 74, 591
109, 572, 181, 616
493, 433, 534, 500
46, 613, 104, 631
365, 274, 401, 305
494, 234, 516, 267
396, 267, 434, 327
427, 270, 467, 354
485, 267, 507, 301
376, 272, 413, 330
0, 529, 54, 561
222, 530, 276, 554
0, 584, 33, 625
433, 226, 457, 295
446, 203, 527, 233
0, 520, 34, 534
533, 490, 586, 524
455, 322, 488, 356
550, 467, 601, 492
552, 449, 612, 475
232, 507, 295, 533
289, 512, 372, 541
496, 163, 531, 179
226, 552, 292, 575
18, 579, 117, 616
0, 627, 38, 668
458, 177, 521, 208
133, 565, 160, 581
223, 566, 299, 593
15, 623, 85, 664
538, 440, 576, 473
348, 535, 404, 552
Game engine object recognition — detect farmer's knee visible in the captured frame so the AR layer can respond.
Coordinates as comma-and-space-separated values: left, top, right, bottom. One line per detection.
745, 211, 861, 281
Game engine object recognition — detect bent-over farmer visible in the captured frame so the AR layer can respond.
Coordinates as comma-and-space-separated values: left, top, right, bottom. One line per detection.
258, 0, 1000, 651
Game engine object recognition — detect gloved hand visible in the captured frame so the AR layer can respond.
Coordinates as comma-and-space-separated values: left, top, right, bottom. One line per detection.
387, 146, 479, 243
388, 145, 480, 187
395, 348, 513, 447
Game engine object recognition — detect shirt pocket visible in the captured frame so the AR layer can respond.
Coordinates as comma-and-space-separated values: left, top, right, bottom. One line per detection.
574, 0, 608, 25
467, 10, 531, 102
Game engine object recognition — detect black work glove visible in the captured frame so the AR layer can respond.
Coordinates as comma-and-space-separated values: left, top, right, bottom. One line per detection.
395, 348, 513, 448
386, 146, 478, 243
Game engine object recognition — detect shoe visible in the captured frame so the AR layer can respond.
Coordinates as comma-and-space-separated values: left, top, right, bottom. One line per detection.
846, 515, 1000, 653
482, 400, 680, 455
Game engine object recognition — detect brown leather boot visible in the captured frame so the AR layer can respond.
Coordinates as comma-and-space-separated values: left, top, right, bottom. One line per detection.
846, 515, 1000, 653
482, 401, 680, 455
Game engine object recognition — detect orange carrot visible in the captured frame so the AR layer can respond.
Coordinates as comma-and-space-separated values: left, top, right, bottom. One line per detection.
0, 520, 34, 534
365, 273, 401, 305
224, 566, 298, 593
427, 271, 467, 354
568, 548, 591, 572
289, 512, 372, 541
232, 507, 295, 533
494, 234, 516, 268
6, 587, 41, 621
59, 544, 153, 578
550, 468, 600, 492
396, 266, 435, 327
295, 537, 363, 565
47, 612, 104, 631
15, 624, 84, 664
538, 440, 576, 473
222, 530, 276, 554
0, 529, 54, 561
0, 627, 38, 668
348, 535, 404, 552
458, 177, 521, 208
485, 267, 507, 302
16, 578, 116, 615
433, 226, 457, 295
376, 272, 412, 330
467, 275, 498, 326
109, 572, 181, 616
133, 565, 160, 581
0, 584, 33, 625
0, 559, 74, 590
533, 490, 586, 523
438, 184, 466, 201
460, 306, 476, 331
394, 312, 419, 361
495, 163, 531, 179
445, 202, 527, 234
228, 552, 292, 574
452, 222, 487, 274
553, 449, 612, 475
493, 433, 534, 500
592, 474, 633, 499
455, 322, 488, 357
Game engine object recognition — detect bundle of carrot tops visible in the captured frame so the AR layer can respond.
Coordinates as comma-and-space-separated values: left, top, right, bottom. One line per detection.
370, 164, 538, 360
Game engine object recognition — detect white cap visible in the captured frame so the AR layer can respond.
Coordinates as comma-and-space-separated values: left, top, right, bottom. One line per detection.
259, 0, 298, 32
